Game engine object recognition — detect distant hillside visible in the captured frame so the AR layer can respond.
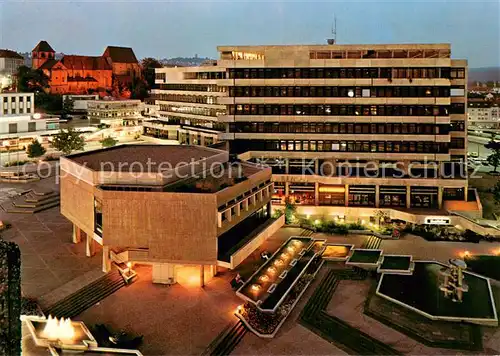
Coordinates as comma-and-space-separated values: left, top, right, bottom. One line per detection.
160, 56, 214, 67
469, 67, 500, 84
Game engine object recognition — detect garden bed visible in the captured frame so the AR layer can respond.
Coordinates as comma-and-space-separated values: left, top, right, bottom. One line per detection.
407, 225, 483, 243
237, 256, 324, 338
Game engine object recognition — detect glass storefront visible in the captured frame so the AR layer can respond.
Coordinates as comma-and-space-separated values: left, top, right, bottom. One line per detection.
443, 187, 465, 201
348, 185, 376, 207
319, 185, 345, 206
410, 187, 438, 208
272, 183, 285, 205
380, 186, 406, 208
288, 183, 315, 205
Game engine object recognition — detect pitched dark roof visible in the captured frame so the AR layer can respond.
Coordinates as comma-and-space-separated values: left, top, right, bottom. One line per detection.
103, 46, 138, 64
39, 59, 60, 70
0, 49, 23, 60
33, 41, 55, 53
61, 55, 112, 70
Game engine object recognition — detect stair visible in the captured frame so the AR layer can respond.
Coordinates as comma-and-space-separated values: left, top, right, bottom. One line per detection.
1, 189, 60, 214
300, 229, 314, 237
301, 270, 339, 320
300, 266, 400, 355
362, 235, 382, 250
202, 320, 247, 356
44, 271, 128, 319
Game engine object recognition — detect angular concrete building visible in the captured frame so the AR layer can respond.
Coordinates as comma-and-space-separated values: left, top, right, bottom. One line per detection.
60, 145, 278, 285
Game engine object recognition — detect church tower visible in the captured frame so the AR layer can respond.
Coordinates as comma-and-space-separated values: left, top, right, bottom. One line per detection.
32, 40, 55, 69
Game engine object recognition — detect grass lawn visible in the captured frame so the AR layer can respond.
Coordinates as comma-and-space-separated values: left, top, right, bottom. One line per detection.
469, 173, 500, 220
380, 256, 412, 271
465, 255, 500, 281
347, 249, 382, 264
378, 262, 496, 319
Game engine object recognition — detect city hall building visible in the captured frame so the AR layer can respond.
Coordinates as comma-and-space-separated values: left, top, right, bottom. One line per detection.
60, 145, 279, 286
150, 43, 477, 218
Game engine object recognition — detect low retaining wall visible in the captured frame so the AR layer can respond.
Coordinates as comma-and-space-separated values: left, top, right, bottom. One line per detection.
230, 215, 284, 269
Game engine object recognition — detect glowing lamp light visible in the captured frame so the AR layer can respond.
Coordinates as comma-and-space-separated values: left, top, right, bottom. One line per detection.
33, 113, 42, 119
236, 305, 243, 314
348, 89, 355, 97
314, 219, 320, 225
126, 262, 132, 269
251, 284, 261, 292
274, 259, 284, 267
306, 214, 311, 219
41, 316, 76, 342
259, 275, 270, 282
361, 219, 366, 225
267, 266, 277, 275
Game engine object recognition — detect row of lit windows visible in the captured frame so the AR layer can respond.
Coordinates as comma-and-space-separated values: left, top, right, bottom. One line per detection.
152, 94, 217, 104
159, 104, 226, 117
156, 84, 227, 92
230, 140, 455, 153
229, 104, 465, 116
229, 86, 460, 98
229, 122, 455, 135
228, 67, 464, 80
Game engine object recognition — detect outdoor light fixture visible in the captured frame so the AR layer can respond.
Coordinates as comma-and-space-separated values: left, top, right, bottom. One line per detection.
33, 113, 42, 119
348, 89, 354, 97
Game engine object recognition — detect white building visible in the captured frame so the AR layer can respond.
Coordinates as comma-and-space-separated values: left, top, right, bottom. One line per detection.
0, 49, 24, 89
62, 94, 99, 113
468, 99, 500, 130
1, 92, 34, 116
0, 93, 59, 151
87, 99, 143, 127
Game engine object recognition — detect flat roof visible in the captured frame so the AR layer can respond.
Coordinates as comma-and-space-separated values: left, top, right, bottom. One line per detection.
218, 43, 451, 52
68, 144, 224, 172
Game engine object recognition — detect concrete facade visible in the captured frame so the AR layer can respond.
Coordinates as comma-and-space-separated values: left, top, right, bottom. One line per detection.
59, 144, 274, 286
152, 43, 474, 217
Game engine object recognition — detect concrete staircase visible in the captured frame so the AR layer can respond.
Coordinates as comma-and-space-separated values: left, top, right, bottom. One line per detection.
201, 320, 247, 356
1, 189, 60, 214
44, 270, 129, 319
362, 235, 382, 250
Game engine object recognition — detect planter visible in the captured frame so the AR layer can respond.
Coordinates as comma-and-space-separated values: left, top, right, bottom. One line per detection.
237, 258, 324, 338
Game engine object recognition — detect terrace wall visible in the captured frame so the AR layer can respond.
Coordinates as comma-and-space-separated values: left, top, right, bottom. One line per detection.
101, 190, 219, 264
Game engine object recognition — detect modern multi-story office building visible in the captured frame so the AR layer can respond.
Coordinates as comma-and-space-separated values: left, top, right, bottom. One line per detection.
151, 43, 476, 218
145, 65, 227, 146
60, 144, 278, 285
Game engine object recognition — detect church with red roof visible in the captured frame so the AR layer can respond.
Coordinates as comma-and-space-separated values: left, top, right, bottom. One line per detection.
32, 40, 141, 95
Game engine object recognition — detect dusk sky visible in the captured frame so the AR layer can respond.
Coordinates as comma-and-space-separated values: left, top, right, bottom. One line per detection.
1, 0, 499, 68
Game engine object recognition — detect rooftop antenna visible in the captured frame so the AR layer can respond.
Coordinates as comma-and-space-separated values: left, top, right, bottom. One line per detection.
327, 14, 337, 45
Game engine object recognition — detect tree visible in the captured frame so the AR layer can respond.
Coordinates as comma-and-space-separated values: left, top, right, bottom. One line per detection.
62, 96, 74, 115
141, 57, 163, 88
100, 136, 118, 148
26, 139, 46, 158
487, 148, 500, 173
51, 128, 85, 155
374, 210, 389, 226
492, 181, 500, 205
15, 65, 49, 93
284, 198, 296, 224
130, 77, 149, 100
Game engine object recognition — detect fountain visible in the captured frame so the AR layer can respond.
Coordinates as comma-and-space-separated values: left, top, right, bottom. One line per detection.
439, 258, 469, 302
